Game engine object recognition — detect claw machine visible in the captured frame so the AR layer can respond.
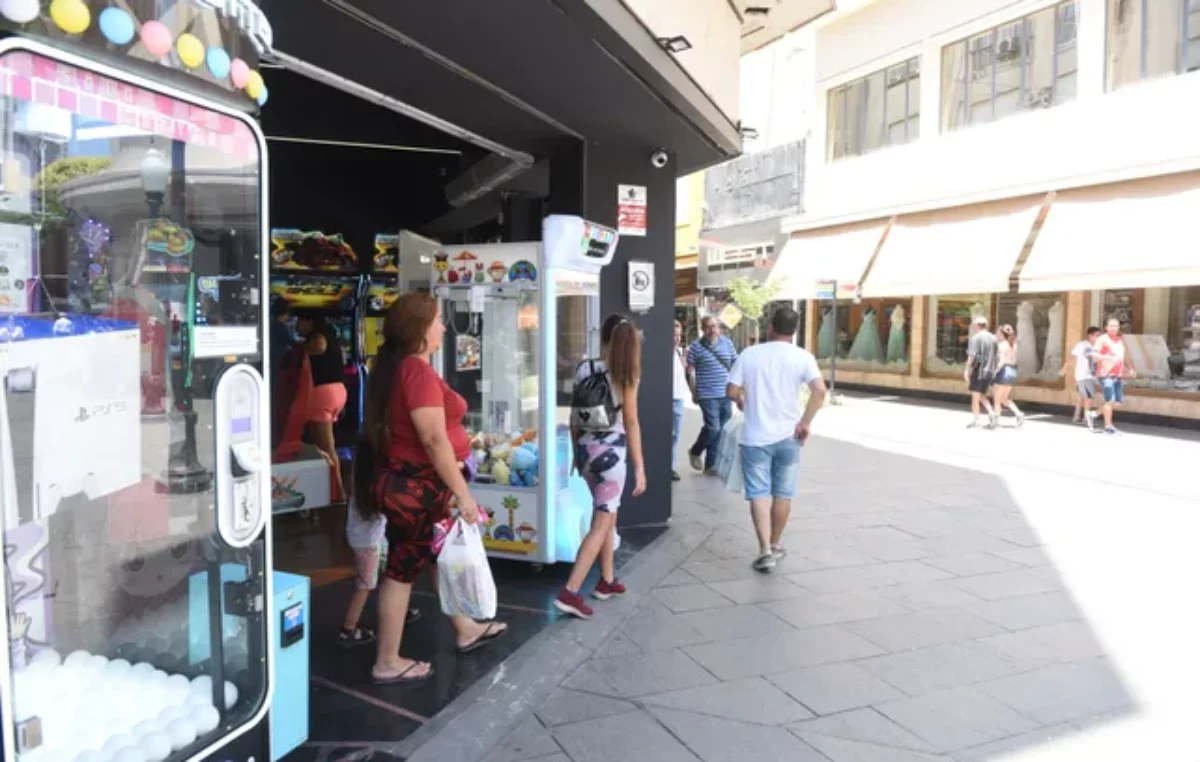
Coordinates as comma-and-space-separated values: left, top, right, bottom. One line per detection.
429, 215, 618, 564
0, 4, 284, 762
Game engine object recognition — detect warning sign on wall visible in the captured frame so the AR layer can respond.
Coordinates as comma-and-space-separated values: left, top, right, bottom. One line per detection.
617, 184, 647, 237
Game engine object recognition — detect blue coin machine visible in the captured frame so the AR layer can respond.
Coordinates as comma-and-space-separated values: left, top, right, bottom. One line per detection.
427, 215, 619, 565
0, 5, 307, 762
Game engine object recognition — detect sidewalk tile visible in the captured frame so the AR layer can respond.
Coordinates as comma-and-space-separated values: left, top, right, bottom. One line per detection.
953, 569, 1062, 601
966, 591, 1083, 631
975, 659, 1133, 726
593, 631, 641, 658
678, 603, 796, 642
553, 710, 700, 762
683, 625, 884, 680
482, 717, 562, 762
979, 621, 1106, 669
877, 581, 982, 611
535, 688, 637, 728
844, 608, 1004, 652
803, 734, 950, 762
875, 687, 1041, 752
799, 549, 880, 569
619, 611, 708, 651
856, 640, 1031, 697
587, 649, 717, 697
647, 707, 828, 762
659, 568, 703, 587
988, 546, 1053, 568
762, 590, 910, 629
787, 562, 952, 595
951, 724, 1076, 762
641, 676, 814, 725
921, 535, 1022, 557
767, 662, 904, 716
562, 663, 620, 698
923, 553, 1026, 577
652, 584, 735, 614
789, 707, 939, 752
680, 559, 768, 583
705, 575, 811, 605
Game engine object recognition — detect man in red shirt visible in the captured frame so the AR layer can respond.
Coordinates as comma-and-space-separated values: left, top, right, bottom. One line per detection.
1094, 317, 1138, 434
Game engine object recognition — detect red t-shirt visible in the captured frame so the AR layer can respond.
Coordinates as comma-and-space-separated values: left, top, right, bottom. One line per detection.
1094, 333, 1126, 378
386, 357, 472, 465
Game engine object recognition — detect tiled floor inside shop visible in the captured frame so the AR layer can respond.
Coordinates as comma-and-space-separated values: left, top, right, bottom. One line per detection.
271, 507, 665, 761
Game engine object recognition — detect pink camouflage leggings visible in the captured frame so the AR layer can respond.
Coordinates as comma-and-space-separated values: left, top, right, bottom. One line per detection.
575, 431, 628, 513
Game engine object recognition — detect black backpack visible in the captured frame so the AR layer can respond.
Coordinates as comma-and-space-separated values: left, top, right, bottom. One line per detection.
570, 360, 621, 432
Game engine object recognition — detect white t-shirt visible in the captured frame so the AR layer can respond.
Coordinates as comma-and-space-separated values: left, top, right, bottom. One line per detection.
1071, 340, 1095, 381
345, 497, 387, 549
728, 341, 821, 447
672, 347, 689, 401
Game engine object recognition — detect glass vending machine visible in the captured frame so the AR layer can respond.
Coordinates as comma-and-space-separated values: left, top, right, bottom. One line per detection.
0, 5, 280, 762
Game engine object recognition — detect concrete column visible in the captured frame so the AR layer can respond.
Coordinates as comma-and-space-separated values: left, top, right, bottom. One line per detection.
910, 295, 927, 378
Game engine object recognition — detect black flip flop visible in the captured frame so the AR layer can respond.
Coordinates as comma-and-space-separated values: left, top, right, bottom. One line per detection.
370, 661, 432, 685
457, 622, 507, 654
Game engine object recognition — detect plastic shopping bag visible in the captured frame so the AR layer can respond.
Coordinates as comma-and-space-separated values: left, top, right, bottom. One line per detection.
437, 519, 498, 620
713, 411, 743, 482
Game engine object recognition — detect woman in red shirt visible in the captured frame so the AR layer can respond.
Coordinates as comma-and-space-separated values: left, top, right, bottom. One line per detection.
353, 292, 506, 684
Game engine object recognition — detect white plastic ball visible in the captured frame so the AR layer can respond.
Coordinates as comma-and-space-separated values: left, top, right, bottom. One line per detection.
188, 676, 211, 696
165, 674, 190, 693
148, 671, 169, 687
138, 734, 170, 762
112, 749, 144, 762
64, 651, 92, 670
223, 681, 238, 710
163, 683, 189, 708
104, 660, 132, 678
132, 720, 161, 739
183, 693, 211, 709
74, 751, 108, 762
32, 649, 62, 667
41, 751, 69, 762
87, 656, 109, 673
164, 718, 196, 751
156, 707, 186, 727
190, 705, 219, 735
129, 663, 154, 679
101, 736, 136, 756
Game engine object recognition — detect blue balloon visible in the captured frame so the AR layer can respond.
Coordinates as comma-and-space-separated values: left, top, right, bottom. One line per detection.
98, 7, 135, 45
206, 48, 231, 80
257, 86, 268, 107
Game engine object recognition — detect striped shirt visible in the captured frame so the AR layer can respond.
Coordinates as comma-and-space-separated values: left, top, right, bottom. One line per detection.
687, 336, 738, 400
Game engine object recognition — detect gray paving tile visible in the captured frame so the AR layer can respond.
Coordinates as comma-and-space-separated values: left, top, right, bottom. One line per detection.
988, 528, 1044, 547
921, 535, 1022, 557
523, 755, 571, 762
951, 724, 1076, 762
593, 631, 642, 658
989, 546, 1053, 568
976, 659, 1133, 726
768, 662, 904, 716
790, 707, 939, 752
659, 568, 703, 587
953, 569, 1062, 601
686, 546, 721, 563
677, 603, 796, 642
877, 581, 982, 611
535, 688, 638, 728
680, 559, 764, 583
856, 640, 1032, 696
875, 687, 1041, 752
553, 710, 700, 762
588, 649, 718, 697
801, 548, 881, 569
653, 583, 736, 613
683, 625, 885, 680
648, 707, 828, 762
979, 621, 1107, 669
641, 676, 814, 725
619, 610, 708, 651
923, 553, 1026, 577
697, 534, 762, 560
966, 591, 1083, 631
483, 716, 562, 762
788, 562, 953, 595
804, 734, 950, 762
705, 575, 811, 604
561, 662, 621, 697
845, 608, 1005, 652
762, 590, 911, 629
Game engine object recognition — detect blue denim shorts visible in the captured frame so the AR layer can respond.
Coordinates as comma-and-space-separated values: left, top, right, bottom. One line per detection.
1101, 377, 1125, 404
740, 438, 801, 500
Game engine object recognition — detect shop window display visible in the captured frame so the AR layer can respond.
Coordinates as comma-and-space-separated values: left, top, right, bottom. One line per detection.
816, 298, 911, 371
1094, 286, 1200, 393
926, 295, 994, 373
995, 293, 1066, 382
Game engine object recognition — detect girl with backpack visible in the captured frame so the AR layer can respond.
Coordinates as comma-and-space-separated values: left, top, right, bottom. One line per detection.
555, 314, 647, 619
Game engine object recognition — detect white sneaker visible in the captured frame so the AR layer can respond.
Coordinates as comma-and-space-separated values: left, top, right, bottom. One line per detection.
752, 554, 777, 573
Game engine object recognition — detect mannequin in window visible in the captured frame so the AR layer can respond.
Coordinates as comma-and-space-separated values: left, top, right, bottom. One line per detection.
1016, 301, 1038, 377
887, 304, 907, 364
1041, 300, 1064, 377
848, 307, 884, 363
817, 306, 836, 359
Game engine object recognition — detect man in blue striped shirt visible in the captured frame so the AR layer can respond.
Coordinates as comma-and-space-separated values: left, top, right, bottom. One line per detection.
686, 316, 738, 474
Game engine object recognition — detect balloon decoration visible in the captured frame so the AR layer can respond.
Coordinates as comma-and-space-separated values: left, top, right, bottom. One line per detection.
49, 0, 90, 34
257, 87, 268, 107
175, 33, 204, 69
0, 0, 41, 25
245, 70, 264, 100
139, 19, 173, 57
206, 47, 231, 80
98, 7, 135, 45
230, 58, 250, 89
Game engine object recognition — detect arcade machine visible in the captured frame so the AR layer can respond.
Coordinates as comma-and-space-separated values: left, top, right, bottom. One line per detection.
427, 215, 618, 564
361, 233, 400, 371
0, 6, 307, 762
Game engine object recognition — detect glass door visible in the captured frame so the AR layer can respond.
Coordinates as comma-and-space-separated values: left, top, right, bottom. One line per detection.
0, 47, 268, 762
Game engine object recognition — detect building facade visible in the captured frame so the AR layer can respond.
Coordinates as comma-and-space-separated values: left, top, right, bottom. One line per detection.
773, 0, 1200, 422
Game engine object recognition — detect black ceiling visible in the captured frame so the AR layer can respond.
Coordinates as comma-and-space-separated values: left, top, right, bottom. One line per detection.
256, 0, 740, 174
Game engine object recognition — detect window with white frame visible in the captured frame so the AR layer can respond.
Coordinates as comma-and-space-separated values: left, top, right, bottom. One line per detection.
706, 243, 773, 272
941, 1, 1079, 131
826, 57, 920, 161
1107, 0, 1200, 90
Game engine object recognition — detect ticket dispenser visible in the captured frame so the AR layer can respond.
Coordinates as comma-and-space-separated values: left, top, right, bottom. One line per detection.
215, 364, 266, 547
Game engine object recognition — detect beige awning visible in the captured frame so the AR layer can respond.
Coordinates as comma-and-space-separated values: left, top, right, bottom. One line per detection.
766, 219, 890, 300
861, 196, 1047, 298
1020, 172, 1200, 292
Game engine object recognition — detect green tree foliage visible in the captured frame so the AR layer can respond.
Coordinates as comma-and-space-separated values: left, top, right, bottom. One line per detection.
726, 276, 783, 320
34, 156, 113, 221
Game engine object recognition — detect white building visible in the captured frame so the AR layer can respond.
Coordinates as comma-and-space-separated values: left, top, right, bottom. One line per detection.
772, 0, 1200, 421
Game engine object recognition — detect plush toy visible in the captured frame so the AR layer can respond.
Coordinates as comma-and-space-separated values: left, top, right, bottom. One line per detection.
491, 459, 511, 486
510, 444, 538, 487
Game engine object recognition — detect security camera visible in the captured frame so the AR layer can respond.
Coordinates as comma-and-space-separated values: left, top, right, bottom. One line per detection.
650, 149, 669, 169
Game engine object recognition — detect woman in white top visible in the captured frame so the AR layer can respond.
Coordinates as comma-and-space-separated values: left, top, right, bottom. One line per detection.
992, 324, 1025, 426
671, 320, 690, 482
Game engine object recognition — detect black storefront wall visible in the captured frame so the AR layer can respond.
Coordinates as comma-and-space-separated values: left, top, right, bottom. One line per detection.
551, 140, 677, 527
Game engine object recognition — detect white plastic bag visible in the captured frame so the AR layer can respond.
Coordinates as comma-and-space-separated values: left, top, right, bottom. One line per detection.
714, 411, 744, 494
437, 519, 498, 619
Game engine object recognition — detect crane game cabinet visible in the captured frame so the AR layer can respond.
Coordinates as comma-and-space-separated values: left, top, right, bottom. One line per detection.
0, 4, 307, 762
428, 215, 618, 565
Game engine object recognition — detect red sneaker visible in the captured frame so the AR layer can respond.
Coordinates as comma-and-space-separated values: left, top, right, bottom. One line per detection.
593, 578, 627, 600
554, 588, 594, 619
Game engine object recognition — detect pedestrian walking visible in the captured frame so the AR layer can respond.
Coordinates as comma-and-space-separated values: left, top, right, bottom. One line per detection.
992, 324, 1025, 426
726, 306, 827, 573
964, 316, 999, 428
671, 320, 692, 482
1094, 317, 1138, 434
1062, 326, 1102, 430
555, 314, 646, 619
686, 316, 738, 474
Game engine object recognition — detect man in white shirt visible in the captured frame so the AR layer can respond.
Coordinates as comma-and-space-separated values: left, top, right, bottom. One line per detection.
671, 320, 692, 482
727, 306, 827, 572
1061, 326, 1101, 430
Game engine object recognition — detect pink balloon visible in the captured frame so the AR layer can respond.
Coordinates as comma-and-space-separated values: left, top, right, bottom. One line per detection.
230, 58, 250, 89
140, 20, 172, 57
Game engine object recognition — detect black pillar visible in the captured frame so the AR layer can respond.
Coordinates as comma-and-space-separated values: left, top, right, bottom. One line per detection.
550, 140, 677, 527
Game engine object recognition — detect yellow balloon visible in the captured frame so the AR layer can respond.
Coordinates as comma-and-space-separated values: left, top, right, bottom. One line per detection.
49, 0, 90, 35
176, 34, 204, 69
246, 70, 264, 99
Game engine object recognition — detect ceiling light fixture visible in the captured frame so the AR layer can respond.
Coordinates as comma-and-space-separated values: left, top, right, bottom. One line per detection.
744, 6, 771, 15
657, 35, 693, 53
